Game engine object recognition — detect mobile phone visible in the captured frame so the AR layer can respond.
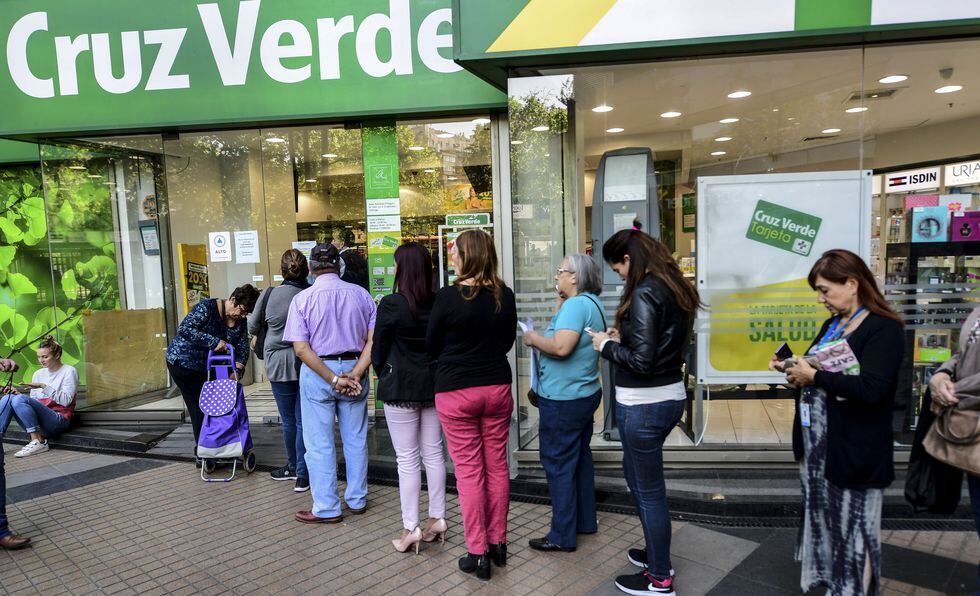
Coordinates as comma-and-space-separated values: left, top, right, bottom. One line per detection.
774, 342, 793, 361
584, 326, 596, 335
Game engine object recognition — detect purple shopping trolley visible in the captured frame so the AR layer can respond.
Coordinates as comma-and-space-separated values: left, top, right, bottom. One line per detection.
198, 347, 255, 482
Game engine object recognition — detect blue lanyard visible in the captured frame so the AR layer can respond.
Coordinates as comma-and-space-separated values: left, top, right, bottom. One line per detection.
820, 306, 866, 345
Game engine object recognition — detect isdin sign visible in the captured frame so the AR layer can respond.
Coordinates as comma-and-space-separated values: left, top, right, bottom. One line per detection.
0, 0, 504, 136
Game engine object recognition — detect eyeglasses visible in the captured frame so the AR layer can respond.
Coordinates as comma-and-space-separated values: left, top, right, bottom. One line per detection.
556, 267, 575, 275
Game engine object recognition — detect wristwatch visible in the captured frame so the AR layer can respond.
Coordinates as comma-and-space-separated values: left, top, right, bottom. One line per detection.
330, 375, 339, 388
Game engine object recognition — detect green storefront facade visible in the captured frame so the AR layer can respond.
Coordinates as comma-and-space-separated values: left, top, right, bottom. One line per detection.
3, 0, 980, 462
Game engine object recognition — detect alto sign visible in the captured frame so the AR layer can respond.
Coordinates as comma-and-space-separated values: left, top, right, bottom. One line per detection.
885, 167, 940, 193
0, 0, 505, 136
945, 160, 980, 188
6, 0, 458, 98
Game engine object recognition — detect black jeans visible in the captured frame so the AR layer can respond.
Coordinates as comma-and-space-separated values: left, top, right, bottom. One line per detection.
539, 391, 601, 548
617, 398, 686, 580
167, 361, 208, 445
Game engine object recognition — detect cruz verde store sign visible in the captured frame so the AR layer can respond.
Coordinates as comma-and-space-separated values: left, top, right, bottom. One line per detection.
0, 0, 504, 136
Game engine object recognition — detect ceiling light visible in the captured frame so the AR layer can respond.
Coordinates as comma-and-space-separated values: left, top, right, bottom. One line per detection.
305, 179, 317, 183
511, 140, 524, 145
408, 146, 425, 151
436, 133, 454, 139
87, 174, 102, 178
727, 90, 752, 99
322, 153, 338, 158
266, 136, 286, 143
845, 106, 868, 113
448, 176, 458, 180
472, 117, 491, 125
771, 108, 780, 112
822, 128, 841, 134
710, 151, 726, 156
714, 136, 732, 142
592, 104, 613, 113
719, 118, 739, 124
878, 74, 908, 84
935, 85, 963, 94
532, 125, 550, 132
606, 127, 625, 133
68, 165, 87, 170
660, 111, 682, 118
423, 168, 435, 173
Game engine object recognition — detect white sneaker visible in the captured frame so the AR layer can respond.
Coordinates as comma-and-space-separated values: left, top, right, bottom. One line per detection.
14, 440, 49, 457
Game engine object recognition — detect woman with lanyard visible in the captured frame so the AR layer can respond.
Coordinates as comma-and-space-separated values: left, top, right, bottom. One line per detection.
773, 249, 904, 596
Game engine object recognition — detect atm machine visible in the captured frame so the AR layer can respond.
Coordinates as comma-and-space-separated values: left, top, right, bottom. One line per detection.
590, 147, 659, 441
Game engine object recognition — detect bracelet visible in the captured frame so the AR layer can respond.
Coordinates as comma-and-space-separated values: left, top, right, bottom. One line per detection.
330, 375, 339, 388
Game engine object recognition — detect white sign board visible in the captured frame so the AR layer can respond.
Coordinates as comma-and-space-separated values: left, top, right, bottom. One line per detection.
208, 231, 231, 262
603, 153, 647, 202
291, 241, 316, 259
885, 166, 940, 193
366, 198, 401, 216
945, 160, 980, 187
696, 171, 872, 384
234, 230, 260, 264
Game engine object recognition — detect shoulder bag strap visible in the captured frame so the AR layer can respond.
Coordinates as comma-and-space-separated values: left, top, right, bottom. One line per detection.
583, 294, 608, 331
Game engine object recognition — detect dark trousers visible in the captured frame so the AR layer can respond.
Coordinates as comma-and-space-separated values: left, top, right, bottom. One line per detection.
969, 474, 980, 538
167, 361, 207, 445
539, 391, 601, 548
270, 380, 307, 480
0, 435, 8, 539
617, 398, 685, 580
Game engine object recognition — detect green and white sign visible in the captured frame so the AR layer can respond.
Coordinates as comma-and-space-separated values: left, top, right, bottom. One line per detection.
362, 123, 401, 301
445, 213, 490, 226
0, 0, 505, 136
745, 200, 822, 257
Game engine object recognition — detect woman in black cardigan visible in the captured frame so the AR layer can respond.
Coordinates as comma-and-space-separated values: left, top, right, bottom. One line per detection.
775, 249, 904, 596
371, 243, 446, 555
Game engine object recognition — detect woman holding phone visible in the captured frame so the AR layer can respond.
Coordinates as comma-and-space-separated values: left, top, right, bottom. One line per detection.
773, 249, 904, 596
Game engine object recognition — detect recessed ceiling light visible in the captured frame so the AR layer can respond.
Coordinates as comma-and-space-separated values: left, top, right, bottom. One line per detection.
592, 104, 614, 113
845, 106, 868, 113
532, 125, 550, 132
322, 153, 338, 158
511, 140, 524, 145
472, 117, 491, 125
719, 118, 739, 124
408, 146, 425, 151
448, 176, 458, 180
714, 136, 732, 142
68, 165, 87, 170
727, 90, 752, 99
771, 108, 780, 112
305, 179, 317, 183
710, 151, 726, 156
436, 133, 454, 139
660, 111, 682, 118
878, 74, 908, 84
423, 169, 435, 173
606, 127, 625, 133
822, 128, 841, 134
935, 85, 963, 94
266, 137, 286, 143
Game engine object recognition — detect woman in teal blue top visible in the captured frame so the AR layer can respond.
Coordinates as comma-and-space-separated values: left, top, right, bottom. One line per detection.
522, 253, 606, 552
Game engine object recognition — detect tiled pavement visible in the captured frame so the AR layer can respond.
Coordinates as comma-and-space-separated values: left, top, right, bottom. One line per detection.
1, 443, 977, 595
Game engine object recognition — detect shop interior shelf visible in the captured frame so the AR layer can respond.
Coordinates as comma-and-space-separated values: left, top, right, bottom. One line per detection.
885, 240, 980, 259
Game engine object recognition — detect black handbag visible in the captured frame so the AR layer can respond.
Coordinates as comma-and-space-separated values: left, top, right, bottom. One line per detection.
905, 388, 964, 514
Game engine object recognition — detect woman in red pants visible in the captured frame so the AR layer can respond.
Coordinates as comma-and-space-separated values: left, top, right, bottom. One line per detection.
426, 229, 517, 581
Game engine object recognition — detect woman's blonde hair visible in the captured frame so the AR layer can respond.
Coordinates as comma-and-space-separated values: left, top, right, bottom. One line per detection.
38, 336, 63, 359
453, 229, 505, 311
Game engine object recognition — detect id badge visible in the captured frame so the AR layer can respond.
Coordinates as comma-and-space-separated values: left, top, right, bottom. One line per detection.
800, 402, 811, 428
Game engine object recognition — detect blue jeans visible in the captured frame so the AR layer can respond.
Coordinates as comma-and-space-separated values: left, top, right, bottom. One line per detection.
0, 394, 70, 438
539, 391, 601, 548
271, 381, 307, 480
299, 360, 369, 518
617, 398, 685, 580
0, 416, 7, 539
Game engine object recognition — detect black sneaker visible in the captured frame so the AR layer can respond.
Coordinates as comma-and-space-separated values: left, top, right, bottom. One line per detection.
627, 549, 675, 576
615, 570, 675, 596
294, 477, 310, 492
270, 466, 297, 481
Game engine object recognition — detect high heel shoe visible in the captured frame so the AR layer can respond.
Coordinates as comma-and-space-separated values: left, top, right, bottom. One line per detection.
421, 518, 448, 544
392, 527, 423, 555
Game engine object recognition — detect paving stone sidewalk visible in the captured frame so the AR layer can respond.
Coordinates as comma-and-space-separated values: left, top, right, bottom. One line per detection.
1, 443, 977, 595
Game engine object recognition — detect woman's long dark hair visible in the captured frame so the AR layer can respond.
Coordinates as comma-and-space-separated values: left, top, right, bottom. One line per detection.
393, 242, 435, 319
602, 226, 703, 328
808, 249, 903, 325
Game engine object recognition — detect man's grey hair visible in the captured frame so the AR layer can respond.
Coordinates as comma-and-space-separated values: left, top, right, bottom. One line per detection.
565, 253, 602, 295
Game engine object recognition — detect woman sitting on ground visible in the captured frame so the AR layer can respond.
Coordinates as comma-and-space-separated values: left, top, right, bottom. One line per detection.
0, 337, 78, 457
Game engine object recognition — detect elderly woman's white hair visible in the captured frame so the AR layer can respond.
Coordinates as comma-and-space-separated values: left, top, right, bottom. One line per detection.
564, 253, 602, 295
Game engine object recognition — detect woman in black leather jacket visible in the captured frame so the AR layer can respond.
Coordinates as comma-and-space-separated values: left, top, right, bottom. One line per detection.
590, 226, 701, 596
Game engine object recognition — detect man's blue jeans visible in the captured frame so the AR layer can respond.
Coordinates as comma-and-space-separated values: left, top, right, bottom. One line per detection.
0, 394, 69, 438
270, 381, 307, 480
299, 360, 369, 518
539, 391, 601, 548
617, 398, 685, 580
